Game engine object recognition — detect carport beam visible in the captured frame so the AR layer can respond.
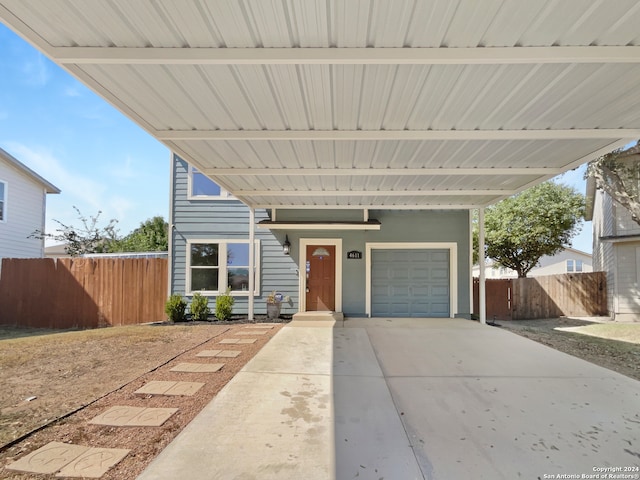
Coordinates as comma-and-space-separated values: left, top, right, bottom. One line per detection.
478, 208, 487, 325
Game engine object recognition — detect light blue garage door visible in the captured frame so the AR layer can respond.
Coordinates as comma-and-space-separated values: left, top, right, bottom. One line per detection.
371, 249, 450, 317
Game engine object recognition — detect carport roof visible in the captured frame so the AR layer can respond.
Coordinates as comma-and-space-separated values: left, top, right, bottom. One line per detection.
2, 0, 640, 210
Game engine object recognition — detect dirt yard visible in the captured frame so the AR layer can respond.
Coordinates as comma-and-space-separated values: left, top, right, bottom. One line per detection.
499, 317, 640, 381
1, 317, 638, 479
0, 322, 283, 479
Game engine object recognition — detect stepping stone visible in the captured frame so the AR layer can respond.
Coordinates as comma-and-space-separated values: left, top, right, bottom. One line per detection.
134, 381, 204, 396
219, 338, 256, 344
245, 325, 274, 329
7, 442, 90, 475
238, 330, 268, 335
196, 349, 223, 357
197, 350, 241, 358
89, 406, 178, 427
170, 362, 224, 373
56, 447, 129, 478
6, 442, 129, 478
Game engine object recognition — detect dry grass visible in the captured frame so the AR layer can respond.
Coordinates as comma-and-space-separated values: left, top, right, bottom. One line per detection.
555, 323, 640, 344
0, 324, 231, 447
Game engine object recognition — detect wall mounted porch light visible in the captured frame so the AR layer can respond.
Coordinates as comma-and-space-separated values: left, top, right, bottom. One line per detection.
283, 235, 291, 255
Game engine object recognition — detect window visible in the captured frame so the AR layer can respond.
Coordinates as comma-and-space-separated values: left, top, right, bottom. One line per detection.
187, 240, 259, 295
188, 166, 231, 199
575, 260, 583, 272
567, 259, 574, 272
0, 180, 5, 222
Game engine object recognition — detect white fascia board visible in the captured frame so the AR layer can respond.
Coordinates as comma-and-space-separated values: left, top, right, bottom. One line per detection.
253, 204, 481, 210
257, 223, 381, 231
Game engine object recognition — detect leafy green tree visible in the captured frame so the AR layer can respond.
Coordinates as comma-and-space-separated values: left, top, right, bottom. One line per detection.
586, 141, 640, 225
109, 216, 168, 252
478, 182, 585, 278
30, 206, 119, 256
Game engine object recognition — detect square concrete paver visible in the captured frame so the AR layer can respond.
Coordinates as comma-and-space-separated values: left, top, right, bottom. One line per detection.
56, 447, 130, 478
195, 350, 223, 357
238, 330, 268, 335
170, 363, 224, 373
135, 381, 204, 396
219, 338, 256, 344
89, 406, 178, 427
197, 350, 241, 358
7, 442, 90, 474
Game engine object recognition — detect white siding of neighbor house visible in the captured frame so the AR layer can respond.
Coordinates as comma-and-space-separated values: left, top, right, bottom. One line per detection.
473, 248, 592, 279
592, 191, 616, 315
0, 161, 46, 259
615, 242, 640, 314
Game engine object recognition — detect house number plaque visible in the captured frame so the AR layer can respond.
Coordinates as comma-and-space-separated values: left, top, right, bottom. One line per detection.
347, 250, 362, 259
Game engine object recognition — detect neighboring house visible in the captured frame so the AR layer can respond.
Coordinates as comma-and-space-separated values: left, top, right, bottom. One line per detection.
587, 177, 640, 321
0, 147, 60, 260
472, 247, 593, 279
169, 155, 471, 318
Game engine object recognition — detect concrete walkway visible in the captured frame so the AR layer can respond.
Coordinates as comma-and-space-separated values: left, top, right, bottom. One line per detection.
138, 318, 640, 480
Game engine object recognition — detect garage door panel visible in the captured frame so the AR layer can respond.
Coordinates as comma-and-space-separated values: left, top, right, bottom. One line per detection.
371, 249, 450, 318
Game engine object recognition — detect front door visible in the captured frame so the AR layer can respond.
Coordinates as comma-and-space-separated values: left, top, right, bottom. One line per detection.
306, 245, 336, 311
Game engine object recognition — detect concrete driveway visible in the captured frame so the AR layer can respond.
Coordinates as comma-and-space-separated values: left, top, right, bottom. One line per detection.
138, 318, 640, 480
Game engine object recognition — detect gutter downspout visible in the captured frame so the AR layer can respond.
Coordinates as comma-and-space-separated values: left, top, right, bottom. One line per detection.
478, 207, 486, 325
167, 152, 175, 301
248, 207, 255, 321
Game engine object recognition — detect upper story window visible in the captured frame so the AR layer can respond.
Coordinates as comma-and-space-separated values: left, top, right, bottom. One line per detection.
188, 166, 231, 199
567, 259, 583, 272
0, 180, 6, 222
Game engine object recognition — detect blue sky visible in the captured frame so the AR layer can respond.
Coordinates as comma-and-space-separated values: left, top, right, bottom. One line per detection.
0, 24, 169, 243
0, 23, 594, 252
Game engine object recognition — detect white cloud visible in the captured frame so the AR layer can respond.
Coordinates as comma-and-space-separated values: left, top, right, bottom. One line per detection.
64, 86, 82, 97
22, 53, 50, 87
109, 155, 138, 182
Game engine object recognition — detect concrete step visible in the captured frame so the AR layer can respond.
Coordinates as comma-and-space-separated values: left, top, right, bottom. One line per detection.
292, 311, 344, 322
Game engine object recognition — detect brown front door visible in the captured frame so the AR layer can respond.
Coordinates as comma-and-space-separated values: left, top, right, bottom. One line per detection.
306, 245, 336, 311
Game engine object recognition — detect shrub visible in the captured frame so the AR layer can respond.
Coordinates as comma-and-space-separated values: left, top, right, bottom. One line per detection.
190, 292, 210, 321
165, 294, 187, 322
215, 288, 235, 321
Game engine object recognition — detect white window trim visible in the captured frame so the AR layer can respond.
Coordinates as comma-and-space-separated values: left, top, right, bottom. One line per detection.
0, 179, 7, 223
299, 238, 343, 313
187, 165, 232, 200
566, 259, 575, 272
186, 239, 260, 296
365, 242, 458, 318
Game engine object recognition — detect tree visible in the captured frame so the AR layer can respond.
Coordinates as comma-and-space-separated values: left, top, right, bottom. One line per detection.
109, 216, 168, 252
30, 206, 119, 256
479, 182, 585, 278
586, 141, 640, 225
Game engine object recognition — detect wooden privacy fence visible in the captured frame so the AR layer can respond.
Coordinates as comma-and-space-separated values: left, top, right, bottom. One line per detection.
474, 272, 607, 320
0, 257, 168, 329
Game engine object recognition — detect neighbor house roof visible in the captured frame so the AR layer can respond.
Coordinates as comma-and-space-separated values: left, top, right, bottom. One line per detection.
0, 147, 60, 194
1, 1, 639, 210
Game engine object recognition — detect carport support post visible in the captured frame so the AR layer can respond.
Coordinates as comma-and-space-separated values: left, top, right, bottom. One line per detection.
248, 207, 255, 321
478, 208, 487, 325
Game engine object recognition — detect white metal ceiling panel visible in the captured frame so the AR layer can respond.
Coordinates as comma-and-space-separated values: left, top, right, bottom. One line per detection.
2, 0, 640, 210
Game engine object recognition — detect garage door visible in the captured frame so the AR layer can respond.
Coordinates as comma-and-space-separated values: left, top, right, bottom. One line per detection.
371, 249, 450, 317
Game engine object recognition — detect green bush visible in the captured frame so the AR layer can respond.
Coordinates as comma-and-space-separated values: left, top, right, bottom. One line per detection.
215, 288, 235, 321
190, 292, 210, 321
164, 294, 187, 322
